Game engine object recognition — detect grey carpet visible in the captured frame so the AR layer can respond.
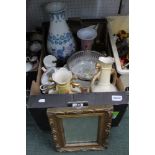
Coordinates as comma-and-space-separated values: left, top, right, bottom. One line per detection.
26, 108, 129, 155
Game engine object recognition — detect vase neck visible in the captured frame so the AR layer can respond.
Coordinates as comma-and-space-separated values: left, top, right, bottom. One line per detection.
49, 10, 65, 22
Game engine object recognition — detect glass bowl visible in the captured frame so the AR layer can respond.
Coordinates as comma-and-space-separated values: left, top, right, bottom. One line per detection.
67, 50, 103, 80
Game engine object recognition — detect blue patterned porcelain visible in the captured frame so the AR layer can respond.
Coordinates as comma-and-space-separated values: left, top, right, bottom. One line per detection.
46, 2, 75, 60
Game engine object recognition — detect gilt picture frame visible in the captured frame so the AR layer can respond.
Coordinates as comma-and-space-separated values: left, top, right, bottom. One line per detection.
47, 105, 113, 152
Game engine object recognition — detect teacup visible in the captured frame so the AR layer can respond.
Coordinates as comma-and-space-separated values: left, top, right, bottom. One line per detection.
52, 68, 81, 94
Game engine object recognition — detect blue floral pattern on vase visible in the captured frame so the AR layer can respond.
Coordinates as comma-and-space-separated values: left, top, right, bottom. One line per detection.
47, 32, 75, 59
48, 32, 73, 45
50, 43, 75, 60
47, 6, 75, 60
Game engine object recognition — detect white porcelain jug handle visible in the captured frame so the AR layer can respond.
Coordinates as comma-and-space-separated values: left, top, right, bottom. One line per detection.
111, 68, 117, 85
90, 63, 101, 90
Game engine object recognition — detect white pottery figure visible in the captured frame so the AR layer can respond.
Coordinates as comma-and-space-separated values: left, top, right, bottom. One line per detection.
45, 2, 75, 61
91, 56, 117, 92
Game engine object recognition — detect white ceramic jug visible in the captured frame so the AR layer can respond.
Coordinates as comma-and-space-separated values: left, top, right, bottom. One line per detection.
91, 56, 117, 92
52, 68, 81, 94
45, 2, 75, 61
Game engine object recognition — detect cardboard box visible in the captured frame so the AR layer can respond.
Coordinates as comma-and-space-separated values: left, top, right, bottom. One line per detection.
27, 19, 129, 130
27, 60, 128, 130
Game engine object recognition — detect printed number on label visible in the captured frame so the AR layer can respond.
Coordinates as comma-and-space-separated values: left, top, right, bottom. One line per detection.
112, 95, 122, 101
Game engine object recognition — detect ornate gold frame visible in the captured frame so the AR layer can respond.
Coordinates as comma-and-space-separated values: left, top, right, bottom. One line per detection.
47, 105, 113, 152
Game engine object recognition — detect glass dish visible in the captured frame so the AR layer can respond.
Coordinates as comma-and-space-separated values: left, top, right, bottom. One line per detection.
67, 51, 103, 80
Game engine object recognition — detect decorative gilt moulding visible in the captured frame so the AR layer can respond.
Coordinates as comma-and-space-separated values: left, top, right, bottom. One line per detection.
47, 105, 113, 152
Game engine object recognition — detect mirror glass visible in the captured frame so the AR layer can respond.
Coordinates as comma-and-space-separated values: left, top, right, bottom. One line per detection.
63, 116, 99, 144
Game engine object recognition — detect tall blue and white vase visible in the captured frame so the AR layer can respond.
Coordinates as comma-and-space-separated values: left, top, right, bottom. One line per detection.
45, 2, 75, 61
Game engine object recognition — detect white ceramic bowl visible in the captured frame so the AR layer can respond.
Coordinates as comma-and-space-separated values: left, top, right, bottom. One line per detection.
77, 27, 97, 40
